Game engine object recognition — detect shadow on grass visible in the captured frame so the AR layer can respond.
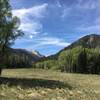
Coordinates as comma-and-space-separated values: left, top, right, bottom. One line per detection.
0, 77, 72, 89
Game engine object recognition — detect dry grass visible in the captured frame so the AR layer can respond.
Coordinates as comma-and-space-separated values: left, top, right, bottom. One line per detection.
0, 68, 100, 100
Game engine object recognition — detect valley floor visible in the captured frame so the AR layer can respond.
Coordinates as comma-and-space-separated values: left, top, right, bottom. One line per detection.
0, 69, 100, 100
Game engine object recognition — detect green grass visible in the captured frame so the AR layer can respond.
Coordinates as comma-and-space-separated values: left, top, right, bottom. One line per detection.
0, 68, 100, 100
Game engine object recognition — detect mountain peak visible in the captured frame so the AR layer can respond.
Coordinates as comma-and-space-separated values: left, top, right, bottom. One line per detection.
12, 48, 44, 62
54, 34, 100, 56
31, 50, 44, 58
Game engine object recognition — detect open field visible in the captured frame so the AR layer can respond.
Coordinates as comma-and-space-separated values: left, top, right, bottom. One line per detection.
0, 69, 100, 100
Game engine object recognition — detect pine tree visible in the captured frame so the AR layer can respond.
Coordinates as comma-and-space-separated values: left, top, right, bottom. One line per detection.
77, 48, 87, 73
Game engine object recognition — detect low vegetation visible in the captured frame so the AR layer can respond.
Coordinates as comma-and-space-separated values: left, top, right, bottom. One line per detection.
0, 69, 100, 100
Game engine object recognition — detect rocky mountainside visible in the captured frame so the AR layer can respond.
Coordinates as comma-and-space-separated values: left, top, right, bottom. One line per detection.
61, 34, 100, 51
11, 48, 44, 62
49, 34, 100, 59
0, 47, 44, 67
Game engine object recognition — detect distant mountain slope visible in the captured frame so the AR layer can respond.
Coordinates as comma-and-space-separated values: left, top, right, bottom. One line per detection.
61, 34, 100, 51
48, 34, 100, 59
0, 47, 44, 67
11, 48, 44, 62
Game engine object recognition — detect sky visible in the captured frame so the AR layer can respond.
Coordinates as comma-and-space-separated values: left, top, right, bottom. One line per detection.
10, 0, 100, 56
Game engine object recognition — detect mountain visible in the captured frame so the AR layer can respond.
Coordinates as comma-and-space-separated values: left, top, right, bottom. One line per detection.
0, 47, 44, 67
48, 34, 100, 59
4, 48, 45, 68
59, 34, 100, 52
11, 48, 44, 62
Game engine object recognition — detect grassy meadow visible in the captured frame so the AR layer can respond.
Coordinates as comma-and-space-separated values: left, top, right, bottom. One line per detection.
0, 69, 100, 100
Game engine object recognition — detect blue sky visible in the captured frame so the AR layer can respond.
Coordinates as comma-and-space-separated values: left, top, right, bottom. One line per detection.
10, 0, 100, 56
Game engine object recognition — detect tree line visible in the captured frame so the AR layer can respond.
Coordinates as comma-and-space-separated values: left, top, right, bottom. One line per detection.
5, 53, 32, 68
33, 46, 100, 74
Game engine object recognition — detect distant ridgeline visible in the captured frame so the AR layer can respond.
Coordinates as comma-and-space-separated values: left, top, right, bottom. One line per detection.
33, 34, 100, 74
1, 48, 44, 68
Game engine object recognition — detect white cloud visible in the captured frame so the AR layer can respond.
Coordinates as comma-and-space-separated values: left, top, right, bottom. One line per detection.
34, 37, 70, 47
13, 3, 48, 19
19, 22, 42, 35
12, 3, 48, 36
13, 36, 70, 53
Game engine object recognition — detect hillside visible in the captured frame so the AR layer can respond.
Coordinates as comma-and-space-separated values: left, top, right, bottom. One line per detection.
48, 34, 100, 59
58, 34, 100, 54
3, 48, 45, 68
11, 48, 44, 61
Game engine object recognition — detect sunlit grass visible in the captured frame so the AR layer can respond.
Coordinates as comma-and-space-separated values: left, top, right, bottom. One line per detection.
0, 68, 100, 100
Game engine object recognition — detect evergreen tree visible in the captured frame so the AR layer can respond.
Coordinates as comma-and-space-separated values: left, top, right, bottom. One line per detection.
77, 48, 87, 73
